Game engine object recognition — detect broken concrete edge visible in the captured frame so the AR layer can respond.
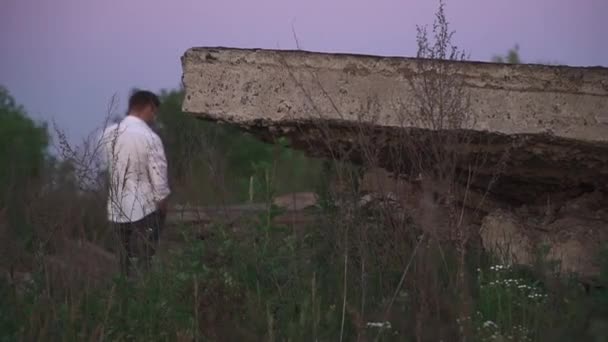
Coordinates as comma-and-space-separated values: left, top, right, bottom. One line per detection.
184, 115, 608, 203
178, 113, 608, 148
181, 47, 608, 97
187, 115, 608, 172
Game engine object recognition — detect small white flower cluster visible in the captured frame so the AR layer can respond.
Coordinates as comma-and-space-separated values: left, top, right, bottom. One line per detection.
478, 320, 501, 341
527, 292, 547, 300
488, 264, 510, 272
478, 321, 532, 342
482, 320, 498, 329
366, 321, 392, 329
479, 264, 548, 303
483, 277, 547, 302
221, 270, 236, 288
456, 316, 472, 323
485, 278, 523, 287
456, 315, 472, 332
512, 324, 531, 337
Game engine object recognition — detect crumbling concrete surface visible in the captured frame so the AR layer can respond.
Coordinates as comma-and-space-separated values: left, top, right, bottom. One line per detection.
181, 47, 608, 277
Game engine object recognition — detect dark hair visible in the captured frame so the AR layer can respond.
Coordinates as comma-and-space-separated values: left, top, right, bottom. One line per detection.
128, 90, 160, 113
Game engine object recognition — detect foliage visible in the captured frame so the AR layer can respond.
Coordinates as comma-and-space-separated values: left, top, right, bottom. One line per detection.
491, 44, 562, 66
475, 264, 546, 341
0, 85, 49, 255
0, 237, 204, 341
0, 86, 49, 207
491, 44, 522, 64
2, 196, 607, 341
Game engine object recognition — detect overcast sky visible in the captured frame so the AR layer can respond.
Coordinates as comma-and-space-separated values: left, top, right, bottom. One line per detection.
1, 0, 606, 145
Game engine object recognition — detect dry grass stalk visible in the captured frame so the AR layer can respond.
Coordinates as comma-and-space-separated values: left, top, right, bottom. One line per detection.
274, 1, 517, 340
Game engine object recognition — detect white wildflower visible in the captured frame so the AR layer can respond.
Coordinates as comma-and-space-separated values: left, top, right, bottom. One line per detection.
483, 320, 498, 329
367, 321, 392, 329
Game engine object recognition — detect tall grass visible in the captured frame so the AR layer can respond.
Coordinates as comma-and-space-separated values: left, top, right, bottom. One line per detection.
2, 154, 607, 341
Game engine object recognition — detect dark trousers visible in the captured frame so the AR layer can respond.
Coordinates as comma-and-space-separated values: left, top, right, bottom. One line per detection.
112, 210, 166, 277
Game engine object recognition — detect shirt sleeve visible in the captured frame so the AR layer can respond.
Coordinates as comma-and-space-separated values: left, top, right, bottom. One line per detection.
98, 123, 119, 171
147, 133, 171, 203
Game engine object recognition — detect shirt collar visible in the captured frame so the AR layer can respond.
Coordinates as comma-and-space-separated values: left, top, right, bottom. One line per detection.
122, 115, 150, 128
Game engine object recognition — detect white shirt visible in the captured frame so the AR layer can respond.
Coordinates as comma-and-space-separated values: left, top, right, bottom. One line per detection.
99, 115, 171, 223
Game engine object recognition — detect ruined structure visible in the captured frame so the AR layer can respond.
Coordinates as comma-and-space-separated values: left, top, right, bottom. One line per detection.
181, 47, 608, 278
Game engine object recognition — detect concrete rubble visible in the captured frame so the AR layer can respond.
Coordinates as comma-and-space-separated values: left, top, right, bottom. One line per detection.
181, 47, 608, 278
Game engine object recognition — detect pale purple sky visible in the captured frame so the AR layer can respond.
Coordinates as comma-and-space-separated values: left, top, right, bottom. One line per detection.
1, 0, 607, 144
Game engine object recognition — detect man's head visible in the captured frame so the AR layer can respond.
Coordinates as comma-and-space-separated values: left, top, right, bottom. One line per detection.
128, 90, 160, 124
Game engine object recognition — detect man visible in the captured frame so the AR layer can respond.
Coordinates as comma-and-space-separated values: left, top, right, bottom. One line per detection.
100, 90, 171, 277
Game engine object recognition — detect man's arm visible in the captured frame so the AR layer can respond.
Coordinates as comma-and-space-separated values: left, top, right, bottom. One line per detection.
147, 134, 171, 213
98, 123, 121, 172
